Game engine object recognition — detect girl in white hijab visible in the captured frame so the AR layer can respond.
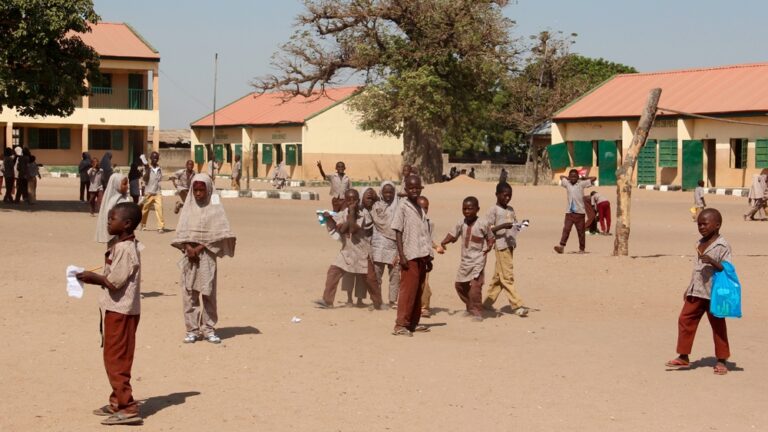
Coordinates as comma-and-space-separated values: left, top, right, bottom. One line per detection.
172, 174, 236, 344
95, 173, 130, 243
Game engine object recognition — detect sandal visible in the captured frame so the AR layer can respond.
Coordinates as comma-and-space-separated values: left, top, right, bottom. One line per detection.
100, 412, 143, 426
205, 334, 221, 344
92, 405, 115, 416
513, 307, 529, 317
713, 362, 728, 375
665, 357, 690, 368
313, 299, 332, 309
413, 325, 431, 333
391, 327, 413, 337
183, 333, 199, 344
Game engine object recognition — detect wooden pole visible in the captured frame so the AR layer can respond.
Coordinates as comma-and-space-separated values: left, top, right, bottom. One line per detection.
613, 88, 662, 256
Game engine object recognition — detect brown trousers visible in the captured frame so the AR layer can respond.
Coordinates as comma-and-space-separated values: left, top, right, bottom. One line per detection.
323, 260, 382, 307
103, 311, 140, 415
559, 213, 586, 251
455, 272, 484, 317
676, 296, 730, 359
395, 257, 428, 331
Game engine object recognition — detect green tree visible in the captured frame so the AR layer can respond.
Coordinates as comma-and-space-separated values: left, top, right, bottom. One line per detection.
0, 0, 101, 117
254, 0, 516, 182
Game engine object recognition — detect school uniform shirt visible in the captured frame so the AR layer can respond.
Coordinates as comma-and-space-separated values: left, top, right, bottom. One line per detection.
425, 217, 435, 258
332, 208, 373, 274
448, 218, 491, 283
591, 193, 608, 207
172, 169, 194, 191
371, 200, 398, 264
100, 238, 141, 315
685, 236, 732, 300
486, 204, 519, 251
560, 178, 594, 214
327, 173, 350, 199
390, 198, 432, 261
143, 165, 163, 196
88, 167, 104, 192
693, 187, 705, 207
232, 161, 242, 179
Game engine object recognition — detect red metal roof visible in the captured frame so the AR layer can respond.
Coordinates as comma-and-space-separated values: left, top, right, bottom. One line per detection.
73, 22, 159, 60
191, 87, 360, 127
554, 62, 768, 120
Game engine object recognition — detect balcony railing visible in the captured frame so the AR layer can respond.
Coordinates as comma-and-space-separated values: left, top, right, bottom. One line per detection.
88, 86, 153, 110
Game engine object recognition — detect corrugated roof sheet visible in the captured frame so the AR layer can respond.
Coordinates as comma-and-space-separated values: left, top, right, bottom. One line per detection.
73, 22, 159, 60
554, 62, 768, 120
191, 87, 359, 127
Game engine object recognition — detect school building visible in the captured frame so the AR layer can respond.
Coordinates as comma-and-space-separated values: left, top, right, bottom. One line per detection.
189, 87, 403, 180
549, 62, 768, 189
0, 22, 160, 167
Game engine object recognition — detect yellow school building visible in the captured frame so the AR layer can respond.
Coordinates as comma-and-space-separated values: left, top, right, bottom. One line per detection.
0, 22, 160, 166
189, 87, 403, 180
549, 62, 768, 189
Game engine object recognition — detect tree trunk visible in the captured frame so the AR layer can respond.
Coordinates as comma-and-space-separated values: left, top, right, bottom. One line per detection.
403, 120, 443, 183
613, 88, 662, 256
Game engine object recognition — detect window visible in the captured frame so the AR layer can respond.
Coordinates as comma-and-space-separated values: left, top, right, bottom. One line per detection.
12, 128, 22, 147
755, 139, 768, 168
730, 138, 748, 169
658, 139, 678, 167
571, 140, 594, 166
90, 129, 112, 150
38, 129, 58, 149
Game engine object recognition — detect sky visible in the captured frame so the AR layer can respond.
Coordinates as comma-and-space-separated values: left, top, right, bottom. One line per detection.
93, 0, 768, 129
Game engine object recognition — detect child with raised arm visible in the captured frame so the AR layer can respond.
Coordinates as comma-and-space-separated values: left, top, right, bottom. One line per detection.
554, 169, 596, 254
314, 189, 383, 309
666, 208, 733, 375
371, 181, 401, 307
483, 182, 529, 317
440, 196, 492, 321
391, 175, 433, 336
172, 174, 237, 344
317, 160, 350, 212
77, 202, 144, 425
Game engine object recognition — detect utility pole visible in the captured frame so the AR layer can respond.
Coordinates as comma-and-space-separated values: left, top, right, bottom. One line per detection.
211, 53, 218, 177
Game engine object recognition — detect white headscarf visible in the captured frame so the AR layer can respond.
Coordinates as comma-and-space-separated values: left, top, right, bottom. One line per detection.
95, 174, 130, 243
172, 174, 236, 257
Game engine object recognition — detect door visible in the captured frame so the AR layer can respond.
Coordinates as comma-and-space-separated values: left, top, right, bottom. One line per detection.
128, 74, 143, 109
214, 144, 224, 163
637, 139, 657, 185
194, 145, 205, 164
597, 140, 618, 186
274, 143, 283, 164
682, 140, 703, 190
285, 144, 297, 165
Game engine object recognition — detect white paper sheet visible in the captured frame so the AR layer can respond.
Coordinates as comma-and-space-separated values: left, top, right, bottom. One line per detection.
139, 154, 148, 165
66, 265, 85, 299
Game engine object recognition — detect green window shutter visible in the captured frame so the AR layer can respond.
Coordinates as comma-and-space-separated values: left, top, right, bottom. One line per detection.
755, 139, 768, 168
262, 144, 273, 164
741, 140, 748, 168
285, 144, 297, 165
572, 141, 593, 166
547, 142, 571, 170
296, 144, 303, 166
59, 129, 71, 149
658, 139, 678, 167
234, 144, 242, 158
214, 144, 224, 162
111, 130, 123, 150
28, 128, 39, 149
194, 145, 205, 164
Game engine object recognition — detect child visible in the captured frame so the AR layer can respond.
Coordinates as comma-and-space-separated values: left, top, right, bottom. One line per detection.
79, 152, 91, 201
666, 208, 732, 375
693, 180, 706, 222
371, 181, 401, 307
3, 147, 15, 203
170, 159, 195, 214
314, 189, 383, 309
27, 155, 41, 204
417, 195, 444, 318
397, 164, 413, 197
87, 157, 104, 216
341, 187, 378, 306
483, 182, 529, 317
172, 174, 236, 344
140, 152, 165, 233
554, 169, 596, 254
96, 174, 131, 243
743, 175, 766, 221
391, 175, 433, 335
232, 154, 242, 191
77, 202, 144, 425
317, 160, 350, 212
440, 196, 492, 321
590, 191, 612, 235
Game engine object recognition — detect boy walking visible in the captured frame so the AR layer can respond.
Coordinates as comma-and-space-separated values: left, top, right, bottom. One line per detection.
440, 196, 492, 321
554, 169, 596, 254
666, 208, 732, 375
77, 202, 144, 425
140, 152, 165, 232
693, 180, 706, 221
391, 175, 433, 336
232, 154, 242, 191
317, 160, 350, 212
483, 182, 529, 317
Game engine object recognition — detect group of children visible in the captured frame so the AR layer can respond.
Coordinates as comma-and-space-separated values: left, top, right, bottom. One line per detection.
2, 146, 41, 204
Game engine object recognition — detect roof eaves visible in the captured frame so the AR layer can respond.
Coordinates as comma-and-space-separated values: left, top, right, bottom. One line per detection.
303, 89, 360, 122
552, 74, 623, 119
189, 92, 256, 127
123, 22, 159, 54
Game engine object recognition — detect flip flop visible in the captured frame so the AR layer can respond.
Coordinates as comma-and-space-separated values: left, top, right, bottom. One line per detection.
713, 362, 728, 375
413, 325, 431, 333
391, 327, 413, 337
313, 299, 331, 309
92, 405, 115, 416
101, 412, 143, 425
665, 358, 690, 368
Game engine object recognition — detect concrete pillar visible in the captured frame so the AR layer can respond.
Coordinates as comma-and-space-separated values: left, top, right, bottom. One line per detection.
5, 122, 13, 148
551, 122, 566, 143
151, 126, 159, 153
82, 124, 89, 152
152, 67, 159, 112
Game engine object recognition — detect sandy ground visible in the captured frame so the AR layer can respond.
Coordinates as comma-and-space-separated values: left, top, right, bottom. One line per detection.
0, 176, 766, 432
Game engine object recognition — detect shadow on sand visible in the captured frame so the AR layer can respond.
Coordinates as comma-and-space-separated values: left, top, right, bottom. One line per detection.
217, 326, 261, 340
666, 356, 744, 373
139, 391, 201, 418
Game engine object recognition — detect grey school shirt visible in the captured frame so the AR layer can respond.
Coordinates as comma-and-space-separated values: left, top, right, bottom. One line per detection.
143, 165, 163, 196
448, 218, 491, 283
693, 186, 705, 207
327, 173, 350, 198
685, 235, 732, 300
486, 204, 519, 251
332, 208, 373, 274
390, 199, 432, 261
560, 178, 594, 214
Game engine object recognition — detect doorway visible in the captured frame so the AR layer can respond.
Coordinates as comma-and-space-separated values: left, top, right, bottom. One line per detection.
682, 140, 703, 190
703, 139, 716, 187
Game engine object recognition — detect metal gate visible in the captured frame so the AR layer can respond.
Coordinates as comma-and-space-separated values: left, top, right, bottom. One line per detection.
637, 139, 657, 185
682, 139, 703, 190
597, 140, 618, 186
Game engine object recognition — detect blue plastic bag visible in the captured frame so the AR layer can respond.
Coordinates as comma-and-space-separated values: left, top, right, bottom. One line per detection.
710, 261, 742, 318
